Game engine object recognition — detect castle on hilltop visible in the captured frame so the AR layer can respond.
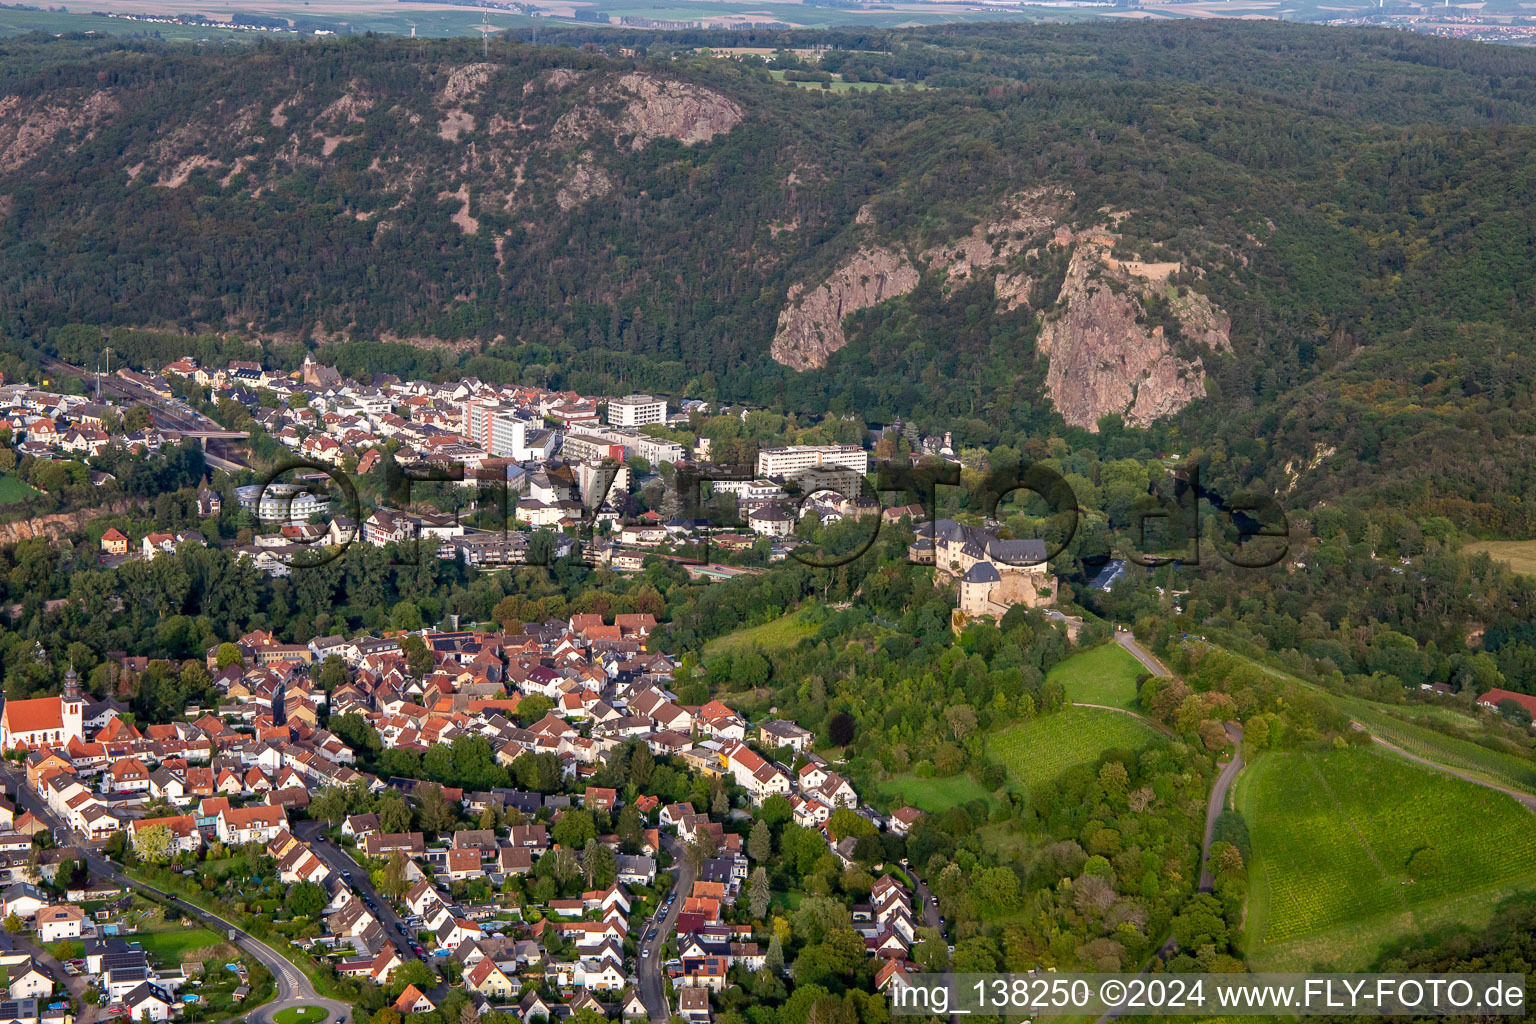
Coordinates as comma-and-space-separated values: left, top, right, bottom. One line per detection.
909, 519, 1057, 620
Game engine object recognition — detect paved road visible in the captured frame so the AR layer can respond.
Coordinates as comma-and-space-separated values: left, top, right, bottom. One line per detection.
294, 821, 424, 961
637, 835, 695, 1022
1, 767, 347, 1023
1197, 722, 1245, 892
1092, 632, 1235, 1024
1115, 630, 1173, 677
21, 934, 101, 1023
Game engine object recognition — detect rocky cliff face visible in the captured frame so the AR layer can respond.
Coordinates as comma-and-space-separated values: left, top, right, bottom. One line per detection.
0, 500, 136, 545
1037, 245, 1230, 431
770, 185, 1229, 431
769, 247, 920, 370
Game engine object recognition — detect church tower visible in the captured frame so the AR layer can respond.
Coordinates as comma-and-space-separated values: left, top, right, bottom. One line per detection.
61, 663, 84, 744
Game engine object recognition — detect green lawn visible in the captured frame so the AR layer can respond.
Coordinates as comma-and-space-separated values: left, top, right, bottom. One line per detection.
273, 1008, 328, 1024
0, 474, 37, 504
134, 922, 229, 966
703, 608, 818, 659
1050, 642, 1147, 710
1238, 747, 1536, 970
989, 706, 1159, 791
877, 773, 994, 813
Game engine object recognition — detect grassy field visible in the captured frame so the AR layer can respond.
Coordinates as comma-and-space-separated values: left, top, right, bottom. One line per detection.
990, 706, 1159, 791
134, 922, 230, 965
703, 608, 818, 659
1237, 747, 1536, 970
1051, 642, 1146, 710
877, 773, 994, 813
273, 1008, 328, 1024
1464, 539, 1536, 576
1201, 641, 1536, 794
767, 69, 925, 92
0, 474, 37, 504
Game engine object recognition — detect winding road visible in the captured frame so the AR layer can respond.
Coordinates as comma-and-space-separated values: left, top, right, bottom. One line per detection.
0, 765, 350, 1024
1197, 722, 1245, 892
1110, 632, 1244, 892
1091, 632, 1243, 1023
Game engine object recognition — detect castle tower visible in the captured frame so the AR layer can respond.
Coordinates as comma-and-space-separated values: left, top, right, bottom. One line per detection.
62, 662, 84, 744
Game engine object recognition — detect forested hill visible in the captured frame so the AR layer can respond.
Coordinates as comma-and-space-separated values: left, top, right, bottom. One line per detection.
2, 24, 1535, 528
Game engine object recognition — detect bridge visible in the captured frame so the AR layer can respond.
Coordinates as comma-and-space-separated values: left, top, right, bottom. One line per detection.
171, 429, 250, 449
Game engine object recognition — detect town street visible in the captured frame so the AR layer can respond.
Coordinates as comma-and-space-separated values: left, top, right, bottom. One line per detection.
637, 834, 694, 1022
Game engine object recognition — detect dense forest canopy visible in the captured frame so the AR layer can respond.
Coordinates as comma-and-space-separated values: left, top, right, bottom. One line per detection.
0, 22, 1533, 530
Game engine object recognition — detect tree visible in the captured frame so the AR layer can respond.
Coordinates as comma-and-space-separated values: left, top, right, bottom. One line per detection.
763, 932, 785, 974
215, 642, 244, 669
382, 850, 411, 901
552, 809, 596, 849
401, 634, 433, 677
687, 831, 718, 873
629, 742, 654, 789
417, 784, 456, 833
944, 704, 978, 742
826, 808, 875, 842
748, 865, 770, 919
135, 823, 173, 864
287, 880, 327, 918
311, 786, 352, 826
748, 819, 771, 863
318, 655, 350, 691
3, 913, 21, 934
379, 792, 414, 834
459, 1005, 480, 1024
827, 712, 855, 747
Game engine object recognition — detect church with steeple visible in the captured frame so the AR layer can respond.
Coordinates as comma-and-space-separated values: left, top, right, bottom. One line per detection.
0, 664, 86, 752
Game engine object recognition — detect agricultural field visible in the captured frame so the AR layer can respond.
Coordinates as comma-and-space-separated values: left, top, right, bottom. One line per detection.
1050, 642, 1146, 710
1335, 696, 1536, 795
703, 607, 818, 659
1202, 642, 1536, 793
1463, 539, 1536, 577
1237, 747, 1536, 970
877, 772, 995, 813
990, 706, 1159, 791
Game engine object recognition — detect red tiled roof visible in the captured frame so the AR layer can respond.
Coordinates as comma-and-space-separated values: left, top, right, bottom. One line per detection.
2, 697, 62, 735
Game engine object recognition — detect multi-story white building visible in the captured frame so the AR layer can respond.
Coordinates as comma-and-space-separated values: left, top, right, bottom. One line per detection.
563, 433, 627, 464
607, 394, 667, 428
490, 411, 554, 462
235, 483, 330, 523
756, 444, 869, 479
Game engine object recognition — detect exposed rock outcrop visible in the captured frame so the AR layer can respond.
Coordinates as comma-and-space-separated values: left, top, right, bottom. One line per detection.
556, 154, 613, 211
770, 185, 1228, 431
769, 247, 919, 371
1036, 245, 1229, 431
554, 72, 744, 152
612, 73, 743, 150
0, 500, 136, 545
0, 91, 120, 172
922, 185, 1071, 282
